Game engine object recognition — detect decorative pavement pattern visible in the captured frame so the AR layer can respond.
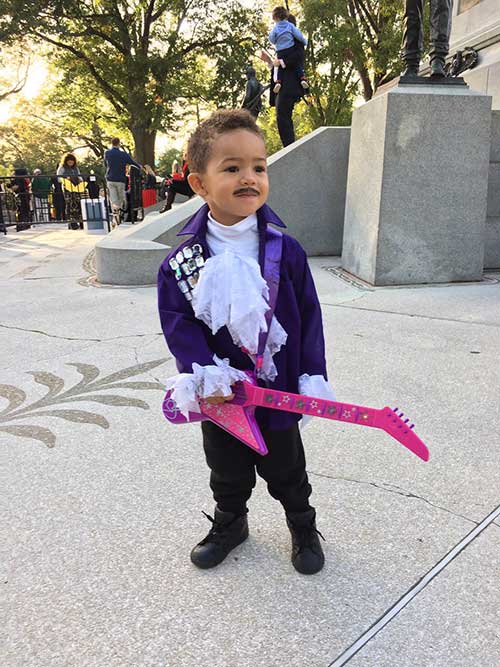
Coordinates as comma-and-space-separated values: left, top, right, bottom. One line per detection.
0, 359, 167, 448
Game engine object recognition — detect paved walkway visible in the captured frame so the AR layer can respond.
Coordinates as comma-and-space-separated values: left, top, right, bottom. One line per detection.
1, 225, 499, 666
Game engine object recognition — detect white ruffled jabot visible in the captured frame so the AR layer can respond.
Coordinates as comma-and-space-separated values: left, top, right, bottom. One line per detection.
191, 250, 287, 382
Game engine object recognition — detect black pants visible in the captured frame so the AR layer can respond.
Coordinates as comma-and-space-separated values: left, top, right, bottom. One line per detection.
402, 0, 452, 62
276, 94, 297, 148
201, 421, 312, 515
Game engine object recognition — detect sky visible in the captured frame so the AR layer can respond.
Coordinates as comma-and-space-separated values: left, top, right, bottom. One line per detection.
0, 57, 48, 123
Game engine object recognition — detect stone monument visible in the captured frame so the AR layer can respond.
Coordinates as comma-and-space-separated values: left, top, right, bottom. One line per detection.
341, 0, 492, 286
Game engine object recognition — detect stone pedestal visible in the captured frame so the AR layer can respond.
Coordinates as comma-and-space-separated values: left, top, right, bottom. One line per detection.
341, 83, 492, 285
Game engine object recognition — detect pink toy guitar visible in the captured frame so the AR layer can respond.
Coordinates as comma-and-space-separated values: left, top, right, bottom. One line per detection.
162, 376, 429, 461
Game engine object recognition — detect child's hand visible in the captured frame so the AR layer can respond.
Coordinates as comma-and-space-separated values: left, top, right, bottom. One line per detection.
205, 393, 234, 405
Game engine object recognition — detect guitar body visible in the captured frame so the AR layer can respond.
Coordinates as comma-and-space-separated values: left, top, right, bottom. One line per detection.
162, 379, 430, 462
162, 379, 269, 455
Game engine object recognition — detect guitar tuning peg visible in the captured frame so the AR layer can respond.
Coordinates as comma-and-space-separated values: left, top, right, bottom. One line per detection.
398, 412, 404, 418
404, 418, 410, 423
393, 406, 399, 412
409, 424, 415, 430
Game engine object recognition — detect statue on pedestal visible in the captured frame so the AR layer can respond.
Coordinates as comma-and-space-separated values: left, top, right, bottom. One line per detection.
402, 0, 453, 78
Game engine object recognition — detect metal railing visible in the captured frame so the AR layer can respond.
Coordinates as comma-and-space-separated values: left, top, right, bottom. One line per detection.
0, 173, 112, 234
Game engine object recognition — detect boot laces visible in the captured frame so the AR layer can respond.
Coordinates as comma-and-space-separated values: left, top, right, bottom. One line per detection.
198, 511, 234, 546
294, 523, 325, 554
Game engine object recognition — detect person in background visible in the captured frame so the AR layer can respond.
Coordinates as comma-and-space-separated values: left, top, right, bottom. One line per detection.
104, 137, 142, 218
51, 174, 66, 221
31, 168, 52, 222
56, 153, 82, 179
57, 153, 84, 229
8, 167, 31, 229
142, 164, 158, 208
86, 170, 100, 199
268, 6, 308, 94
159, 150, 194, 213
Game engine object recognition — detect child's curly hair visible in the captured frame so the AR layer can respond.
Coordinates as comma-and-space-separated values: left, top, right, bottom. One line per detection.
187, 109, 265, 173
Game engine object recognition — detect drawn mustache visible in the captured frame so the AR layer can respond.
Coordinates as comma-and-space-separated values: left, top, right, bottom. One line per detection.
234, 187, 260, 196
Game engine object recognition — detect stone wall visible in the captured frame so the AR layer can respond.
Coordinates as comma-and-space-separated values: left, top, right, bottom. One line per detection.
341, 84, 492, 285
485, 110, 500, 268
449, 0, 500, 109
266, 126, 350, 255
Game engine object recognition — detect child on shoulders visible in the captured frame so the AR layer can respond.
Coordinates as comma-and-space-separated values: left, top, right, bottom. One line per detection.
268, 5, 309, 94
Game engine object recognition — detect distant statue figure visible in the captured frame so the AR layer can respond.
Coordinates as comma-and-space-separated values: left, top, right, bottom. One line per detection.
402, 0, 453, 78
242, 67, 265, 118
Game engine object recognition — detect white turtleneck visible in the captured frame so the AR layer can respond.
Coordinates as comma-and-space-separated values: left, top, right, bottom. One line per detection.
207, 211, 259, 260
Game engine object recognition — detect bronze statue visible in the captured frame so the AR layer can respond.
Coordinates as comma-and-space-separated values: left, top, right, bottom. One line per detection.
402, 0, 453, 78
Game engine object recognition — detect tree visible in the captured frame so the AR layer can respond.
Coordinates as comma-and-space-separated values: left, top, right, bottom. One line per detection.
300, 0, 404, 103
0, 0, 265, 164
0, 44, 29, 101
42, 70, 134, 161
156, 147, 182, 175
0, 100, 72, 172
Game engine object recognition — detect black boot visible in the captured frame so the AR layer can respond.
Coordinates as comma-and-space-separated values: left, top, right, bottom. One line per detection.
190, 508, 249, 569
402, 60, 420, 78
430, 57, 446, 78
286, 508, 325, 575
159, 189, 175, 213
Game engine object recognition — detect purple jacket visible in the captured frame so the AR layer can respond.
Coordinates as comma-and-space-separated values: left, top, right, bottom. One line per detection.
157, 203, 328, 430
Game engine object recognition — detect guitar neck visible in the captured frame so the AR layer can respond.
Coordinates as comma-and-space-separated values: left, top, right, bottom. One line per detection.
251, 385, 379, 428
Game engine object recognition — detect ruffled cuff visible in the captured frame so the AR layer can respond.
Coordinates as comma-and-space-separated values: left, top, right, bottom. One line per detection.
298, 374, 336, 430
164, 356, 248, 419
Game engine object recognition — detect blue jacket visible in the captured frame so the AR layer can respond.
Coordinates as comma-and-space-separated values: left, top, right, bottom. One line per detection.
157, 203, 328, 431
269, 21, 307, 51
104, 147, 141, 183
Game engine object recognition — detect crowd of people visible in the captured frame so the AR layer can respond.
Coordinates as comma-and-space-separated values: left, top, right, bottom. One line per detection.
0, 144, 188, 231
0, 156, 95, 231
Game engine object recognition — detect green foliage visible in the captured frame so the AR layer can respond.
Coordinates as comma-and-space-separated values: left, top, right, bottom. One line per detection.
0, 0, 409, 167
43, 66, 133, 160
257, 101, 314, 157
300, 0, 404, 102
0, 0, 266, 162
156, 147, 182, 175
0, 163, 15, 176
0, 44, 29, 101
0, 99, 72, 172
258, 107, 283, 157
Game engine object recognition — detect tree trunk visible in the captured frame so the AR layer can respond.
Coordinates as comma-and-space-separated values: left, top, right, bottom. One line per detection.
130, 126, 157, 166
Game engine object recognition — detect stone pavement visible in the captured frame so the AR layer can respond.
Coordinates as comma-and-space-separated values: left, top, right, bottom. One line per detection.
1, 225, 499, 667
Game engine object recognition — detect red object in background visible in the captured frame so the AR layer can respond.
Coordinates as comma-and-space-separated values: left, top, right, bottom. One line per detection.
172, 160, 189, 182
142, 189, 157, 208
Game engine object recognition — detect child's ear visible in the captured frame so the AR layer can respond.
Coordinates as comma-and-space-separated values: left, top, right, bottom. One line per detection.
187, 172, 207, 196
